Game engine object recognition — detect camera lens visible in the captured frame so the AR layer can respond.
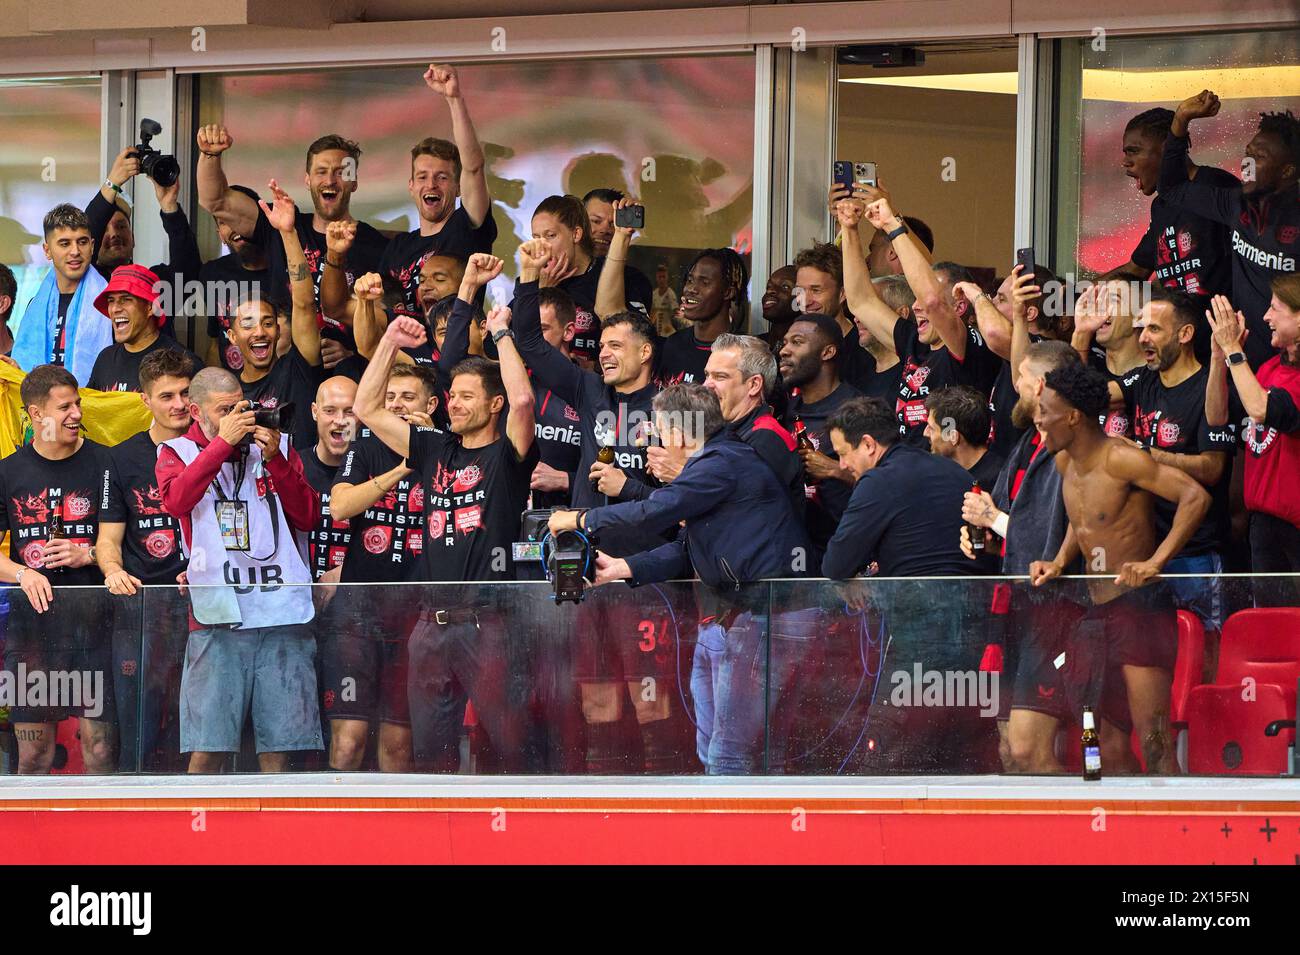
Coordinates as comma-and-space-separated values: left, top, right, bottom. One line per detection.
147, 154, 180, 188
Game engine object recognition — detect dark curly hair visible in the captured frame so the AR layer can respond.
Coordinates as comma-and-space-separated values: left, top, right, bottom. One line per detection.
1044, 362, 1110, 421
1258, 109, 1300, 168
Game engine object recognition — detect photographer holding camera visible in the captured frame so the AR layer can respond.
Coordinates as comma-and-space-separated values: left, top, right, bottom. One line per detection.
88, 121, 201, 296
226, 181, 325, 448
156, 366, 324, 773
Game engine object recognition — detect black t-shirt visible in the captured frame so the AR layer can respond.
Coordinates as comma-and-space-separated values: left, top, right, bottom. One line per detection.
837, 326, 880, 396
102, 430, 186, 584
1120, 364, 1236, 555
0, 440, 112, 587
251, 207, 388, 343
894, 319, 1001, 445
407, 425, 539, 582
1088, 348, 1142, 438
968, 448, 1006, 494
532, 379, 582, 510
299, 443, 350, 581
987, 361, 1026, 460
656, 328, 715, 386
335, 429, 425, 583
86, 338, 203, 393
51, 292, 74, 367
240, 345, 324, 449
783, 381, 862, 554
859, 360, 903, 407
1132, 167, 1238, 300
379, 207, 498, 320
199, 251, 273, 373
548, 260, 652, 361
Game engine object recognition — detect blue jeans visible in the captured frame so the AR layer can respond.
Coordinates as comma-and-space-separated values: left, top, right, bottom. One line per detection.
690, 608, 820, 775
1164, 552, 1223, 633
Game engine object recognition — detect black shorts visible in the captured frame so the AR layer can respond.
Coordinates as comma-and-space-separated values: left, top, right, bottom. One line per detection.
318, 588, 416, 725
3, 642, 116, 725
1010, 591, 1087, 722
1092, 582, 1178, 734
571, 584, 694, 684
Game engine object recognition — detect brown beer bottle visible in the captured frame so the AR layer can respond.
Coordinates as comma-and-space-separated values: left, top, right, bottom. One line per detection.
593, 443, 615, 490
46, 499, 66, 575
967, 482, 987, 552
794, 415, 815, 453
1081, 706, 1102, 781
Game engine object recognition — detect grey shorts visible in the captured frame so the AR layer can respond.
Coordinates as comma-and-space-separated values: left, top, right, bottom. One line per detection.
180, 624, 323, 755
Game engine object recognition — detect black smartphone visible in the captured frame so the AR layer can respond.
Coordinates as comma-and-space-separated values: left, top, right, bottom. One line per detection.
855, 162, 877, 187
833, 160, 855, 190
614, 205, 645, 230
1015, 246, 1035, 279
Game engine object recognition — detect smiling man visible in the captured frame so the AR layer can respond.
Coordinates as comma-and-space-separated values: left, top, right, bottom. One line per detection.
657, 248, 748, 386
86, 264, 203, 392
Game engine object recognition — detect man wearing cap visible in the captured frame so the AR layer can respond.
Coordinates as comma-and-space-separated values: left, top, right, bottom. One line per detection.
86, 264, 203, 393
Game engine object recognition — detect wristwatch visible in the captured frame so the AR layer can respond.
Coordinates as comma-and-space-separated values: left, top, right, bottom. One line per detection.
492, 328, 515, 345
103, 178, 122, 194
1226, 352, 1248, 367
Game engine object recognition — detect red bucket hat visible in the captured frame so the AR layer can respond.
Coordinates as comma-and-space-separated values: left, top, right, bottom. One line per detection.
94, 264, 168, 327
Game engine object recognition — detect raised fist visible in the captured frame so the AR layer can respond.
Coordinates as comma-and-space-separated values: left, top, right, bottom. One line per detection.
384, 316, 428, 349
424, 64, 461, 98
353, 272, 384, 302
197, 124, 234, 157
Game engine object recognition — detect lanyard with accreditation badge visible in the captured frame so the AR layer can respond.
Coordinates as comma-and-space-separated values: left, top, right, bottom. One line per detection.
211, 446, 280, 558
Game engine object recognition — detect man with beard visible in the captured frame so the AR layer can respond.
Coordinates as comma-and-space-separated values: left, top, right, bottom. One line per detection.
196, 124, 387, 343
226, 182, 324, 449
779, 313, 861, 564
354, 64, 495, 324
200, 185, 273, 372
1107, 286, 1235, 642
98, 349, 196, 771
1159, 91, 1300, 368
322, 363, 438, 773
86, 264, 203, 393
760, 264, 798, 351
839, 197, 1000, 446
960, 340, 1081, 770
1028, 363, 1210, 775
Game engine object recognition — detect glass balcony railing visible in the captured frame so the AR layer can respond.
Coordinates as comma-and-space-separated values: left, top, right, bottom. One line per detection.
0, 574, 1296, 778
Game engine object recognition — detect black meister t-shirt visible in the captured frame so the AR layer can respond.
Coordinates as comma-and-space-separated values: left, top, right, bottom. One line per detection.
240, 346, 324, 450
1132, 167, 1238, 300
102, 431, 186, 584
379, 207, 499, 320
87, 338, 203, 393
0, 440, 113, 587
656, 328, 715, 386
407, 425, 539, 582
894, 320, 1001, 445
1120, 364, 1236, 555
335, 429, 425, 584
299, 443, 350, 581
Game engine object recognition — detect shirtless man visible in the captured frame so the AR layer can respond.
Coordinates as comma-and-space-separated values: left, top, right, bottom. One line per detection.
1026, 363, 1210, 774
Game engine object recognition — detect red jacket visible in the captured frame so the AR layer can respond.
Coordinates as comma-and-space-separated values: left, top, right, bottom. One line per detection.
156, 421, 321, 554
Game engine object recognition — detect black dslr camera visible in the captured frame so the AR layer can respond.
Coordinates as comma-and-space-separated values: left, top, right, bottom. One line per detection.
132, 119, 180, 188
239, 401, 295, 446
513, 508, 593, 604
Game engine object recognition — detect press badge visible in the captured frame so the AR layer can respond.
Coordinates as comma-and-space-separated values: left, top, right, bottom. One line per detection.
216, 500, 251, 551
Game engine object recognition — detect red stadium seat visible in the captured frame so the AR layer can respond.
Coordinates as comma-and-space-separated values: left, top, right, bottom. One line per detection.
1185, 608, 1300, 775
1171, 611, 1205, 726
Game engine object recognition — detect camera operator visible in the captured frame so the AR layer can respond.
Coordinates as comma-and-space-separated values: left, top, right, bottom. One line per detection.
88, 141, 202, 298
549, 384, 811, 774
97, 349, 196, 770
156, 366, 324, 773
319, 363, 437, 772
226, 182, 325, 449
354, 310, 537, 771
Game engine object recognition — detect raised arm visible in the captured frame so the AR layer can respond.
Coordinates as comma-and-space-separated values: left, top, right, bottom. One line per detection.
867, 195, 968, 360
424, 64, 490, 226
954, 278, 1013, 361
485, 305, 537, 459
837, 199, 899, 347
441, 252, 503, 374
1005, 265, 1039, 381
195, 124, 260, 238
1207, 294, 1268, 422
512, 239, 587, 406
351, 272, 391, 361
319, 220, 357, 325
355, 318, 429, 459
1158, 91, 1238, 224
596, 197, 641, 318
260, 180, 322, 367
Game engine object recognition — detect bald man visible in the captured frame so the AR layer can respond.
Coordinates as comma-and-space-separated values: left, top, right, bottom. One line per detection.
299, 375, 359, 583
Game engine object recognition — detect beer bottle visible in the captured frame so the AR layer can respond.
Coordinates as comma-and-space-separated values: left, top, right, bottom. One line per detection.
593, 443, 615, 490
1081, 706, 1102, 781
46, 499, 66, 575
794, 415, 815, 453
967, 481, 987, 552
